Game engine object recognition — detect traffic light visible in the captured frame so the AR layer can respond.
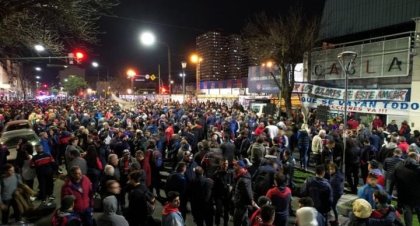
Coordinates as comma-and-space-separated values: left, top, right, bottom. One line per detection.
74, 50, 85, 64
68, 49, 86, 64
43, 84, 48, 88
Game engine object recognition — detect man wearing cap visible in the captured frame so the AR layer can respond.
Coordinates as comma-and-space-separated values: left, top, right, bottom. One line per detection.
367, 160, 384, 187
119, 149, 137, 208
357, 173, 386, 209
51, 195, 82, 226
232, 160, 254, 226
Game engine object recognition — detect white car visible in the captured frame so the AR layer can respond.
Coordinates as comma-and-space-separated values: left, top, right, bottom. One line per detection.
2, 120, 32, 133
0, 129, 40, 160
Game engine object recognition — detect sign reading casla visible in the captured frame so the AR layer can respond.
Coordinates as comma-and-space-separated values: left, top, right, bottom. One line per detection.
310, 37, 410, 80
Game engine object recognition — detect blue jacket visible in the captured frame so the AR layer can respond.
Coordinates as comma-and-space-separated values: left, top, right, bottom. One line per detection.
40, 138, 52, 155
357, 184, 385, 209
302, 176, 333, 214
330, 171, 344, 197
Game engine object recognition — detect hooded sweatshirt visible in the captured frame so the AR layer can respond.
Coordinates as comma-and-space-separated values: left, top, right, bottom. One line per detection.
162, 203, 184, 226
97, 196, 129, 226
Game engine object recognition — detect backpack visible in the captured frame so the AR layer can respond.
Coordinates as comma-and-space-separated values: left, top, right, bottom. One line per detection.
51, 210, 81, 226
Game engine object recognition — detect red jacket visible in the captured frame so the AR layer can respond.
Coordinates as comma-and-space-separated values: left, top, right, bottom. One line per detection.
61, 175, 93, 213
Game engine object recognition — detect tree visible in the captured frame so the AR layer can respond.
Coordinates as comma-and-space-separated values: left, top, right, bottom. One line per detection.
63, 76, 88, 95
0, 0, 118, 57
243, 8, 319, 117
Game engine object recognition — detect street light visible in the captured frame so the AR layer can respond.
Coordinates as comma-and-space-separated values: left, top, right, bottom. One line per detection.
92, 61, 99, 68
140, 31, 171, 94
181, 61, 187, 101
34, 45, 45, 52
127, 68, 137, 91
35, 75, 41, 80
190, 54, 203, 95
35, 67, 42, 71
337, 51, 358, 175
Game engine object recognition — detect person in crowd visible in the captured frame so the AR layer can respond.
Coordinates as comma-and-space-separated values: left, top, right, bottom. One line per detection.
190, 166, 214, 226
383, 148, 403, 196
394, 152, 420, 226
367, 160, 385, 187
297, 124, 310, 171
107, 154, 121, 180
328, 163, 344, 226
61, 165, 94, 226
65, 137, 81, 169
282, 150, 295, 189
31, 144, 56, 203
311, 130, 326, 165
247, 136, 265, 165
97, 195, 129, 226
258, 205, 276, 226
165, 162, 188, 220
296, 197, 325, 226
0, 164, 22, 224
68, 149, 88, 176
162, 191, 184, 226
21, 145, 36, 189
51, 195, 82, 226
399, 120, 411, 141
358, 172, 386, 209
301, 164, 333, 224
101, 180, 122, 214
125, 170, 155, 226
213, 158, 234, 226
84, 145, 102, 193
387, 120, 399, 134
249, 196, 272, 226
265, 172, 291, 226
372, 115, 383, 130
232, 159, 254, 226
345, 138, 361, 194
370, 190, 401, 223
360, 139, 377, 183
220, 135, 236, 164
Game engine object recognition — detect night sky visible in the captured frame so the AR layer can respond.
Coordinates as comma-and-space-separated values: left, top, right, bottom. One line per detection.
85, 0, 325, 85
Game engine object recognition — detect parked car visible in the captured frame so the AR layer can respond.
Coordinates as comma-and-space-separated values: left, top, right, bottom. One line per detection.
2, 120, 32, 133
0, 129, 40, 160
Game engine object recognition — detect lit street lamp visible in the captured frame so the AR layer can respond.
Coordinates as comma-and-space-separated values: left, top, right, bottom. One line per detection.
127, 68, 137, 91
34, 44, 45, 52
190, 54, 203, 94
140, 31, 171, 94
337, 51, 357, 175
35, 67, 42, 71
181, 61, 187, 101
91, 61, 99, 68
35, 75, 41, 80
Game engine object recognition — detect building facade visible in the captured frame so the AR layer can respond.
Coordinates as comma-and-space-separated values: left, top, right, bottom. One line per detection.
304, 0, 420, 129
196, 31, 248, 81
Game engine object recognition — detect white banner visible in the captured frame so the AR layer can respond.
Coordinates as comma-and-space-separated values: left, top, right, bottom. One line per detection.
300, 94, 420, 116
293, 83, 409, 101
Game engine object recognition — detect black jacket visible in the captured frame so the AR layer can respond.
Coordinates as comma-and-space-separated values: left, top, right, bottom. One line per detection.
190, 175, 213, 207
302, 176, 333, 214
233, 171, 253, 207
212, 169, 234, 199
126, 183, 154, 225
394, 158, 420, 206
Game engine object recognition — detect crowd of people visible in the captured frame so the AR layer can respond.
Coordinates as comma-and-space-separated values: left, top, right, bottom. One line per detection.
0, 98, 418, 226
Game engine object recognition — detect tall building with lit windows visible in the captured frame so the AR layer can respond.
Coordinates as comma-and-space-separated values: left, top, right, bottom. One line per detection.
196, 31, 248, 81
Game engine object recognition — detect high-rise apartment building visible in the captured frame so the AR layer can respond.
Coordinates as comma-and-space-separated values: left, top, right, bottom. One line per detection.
196, 31, 248, 81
